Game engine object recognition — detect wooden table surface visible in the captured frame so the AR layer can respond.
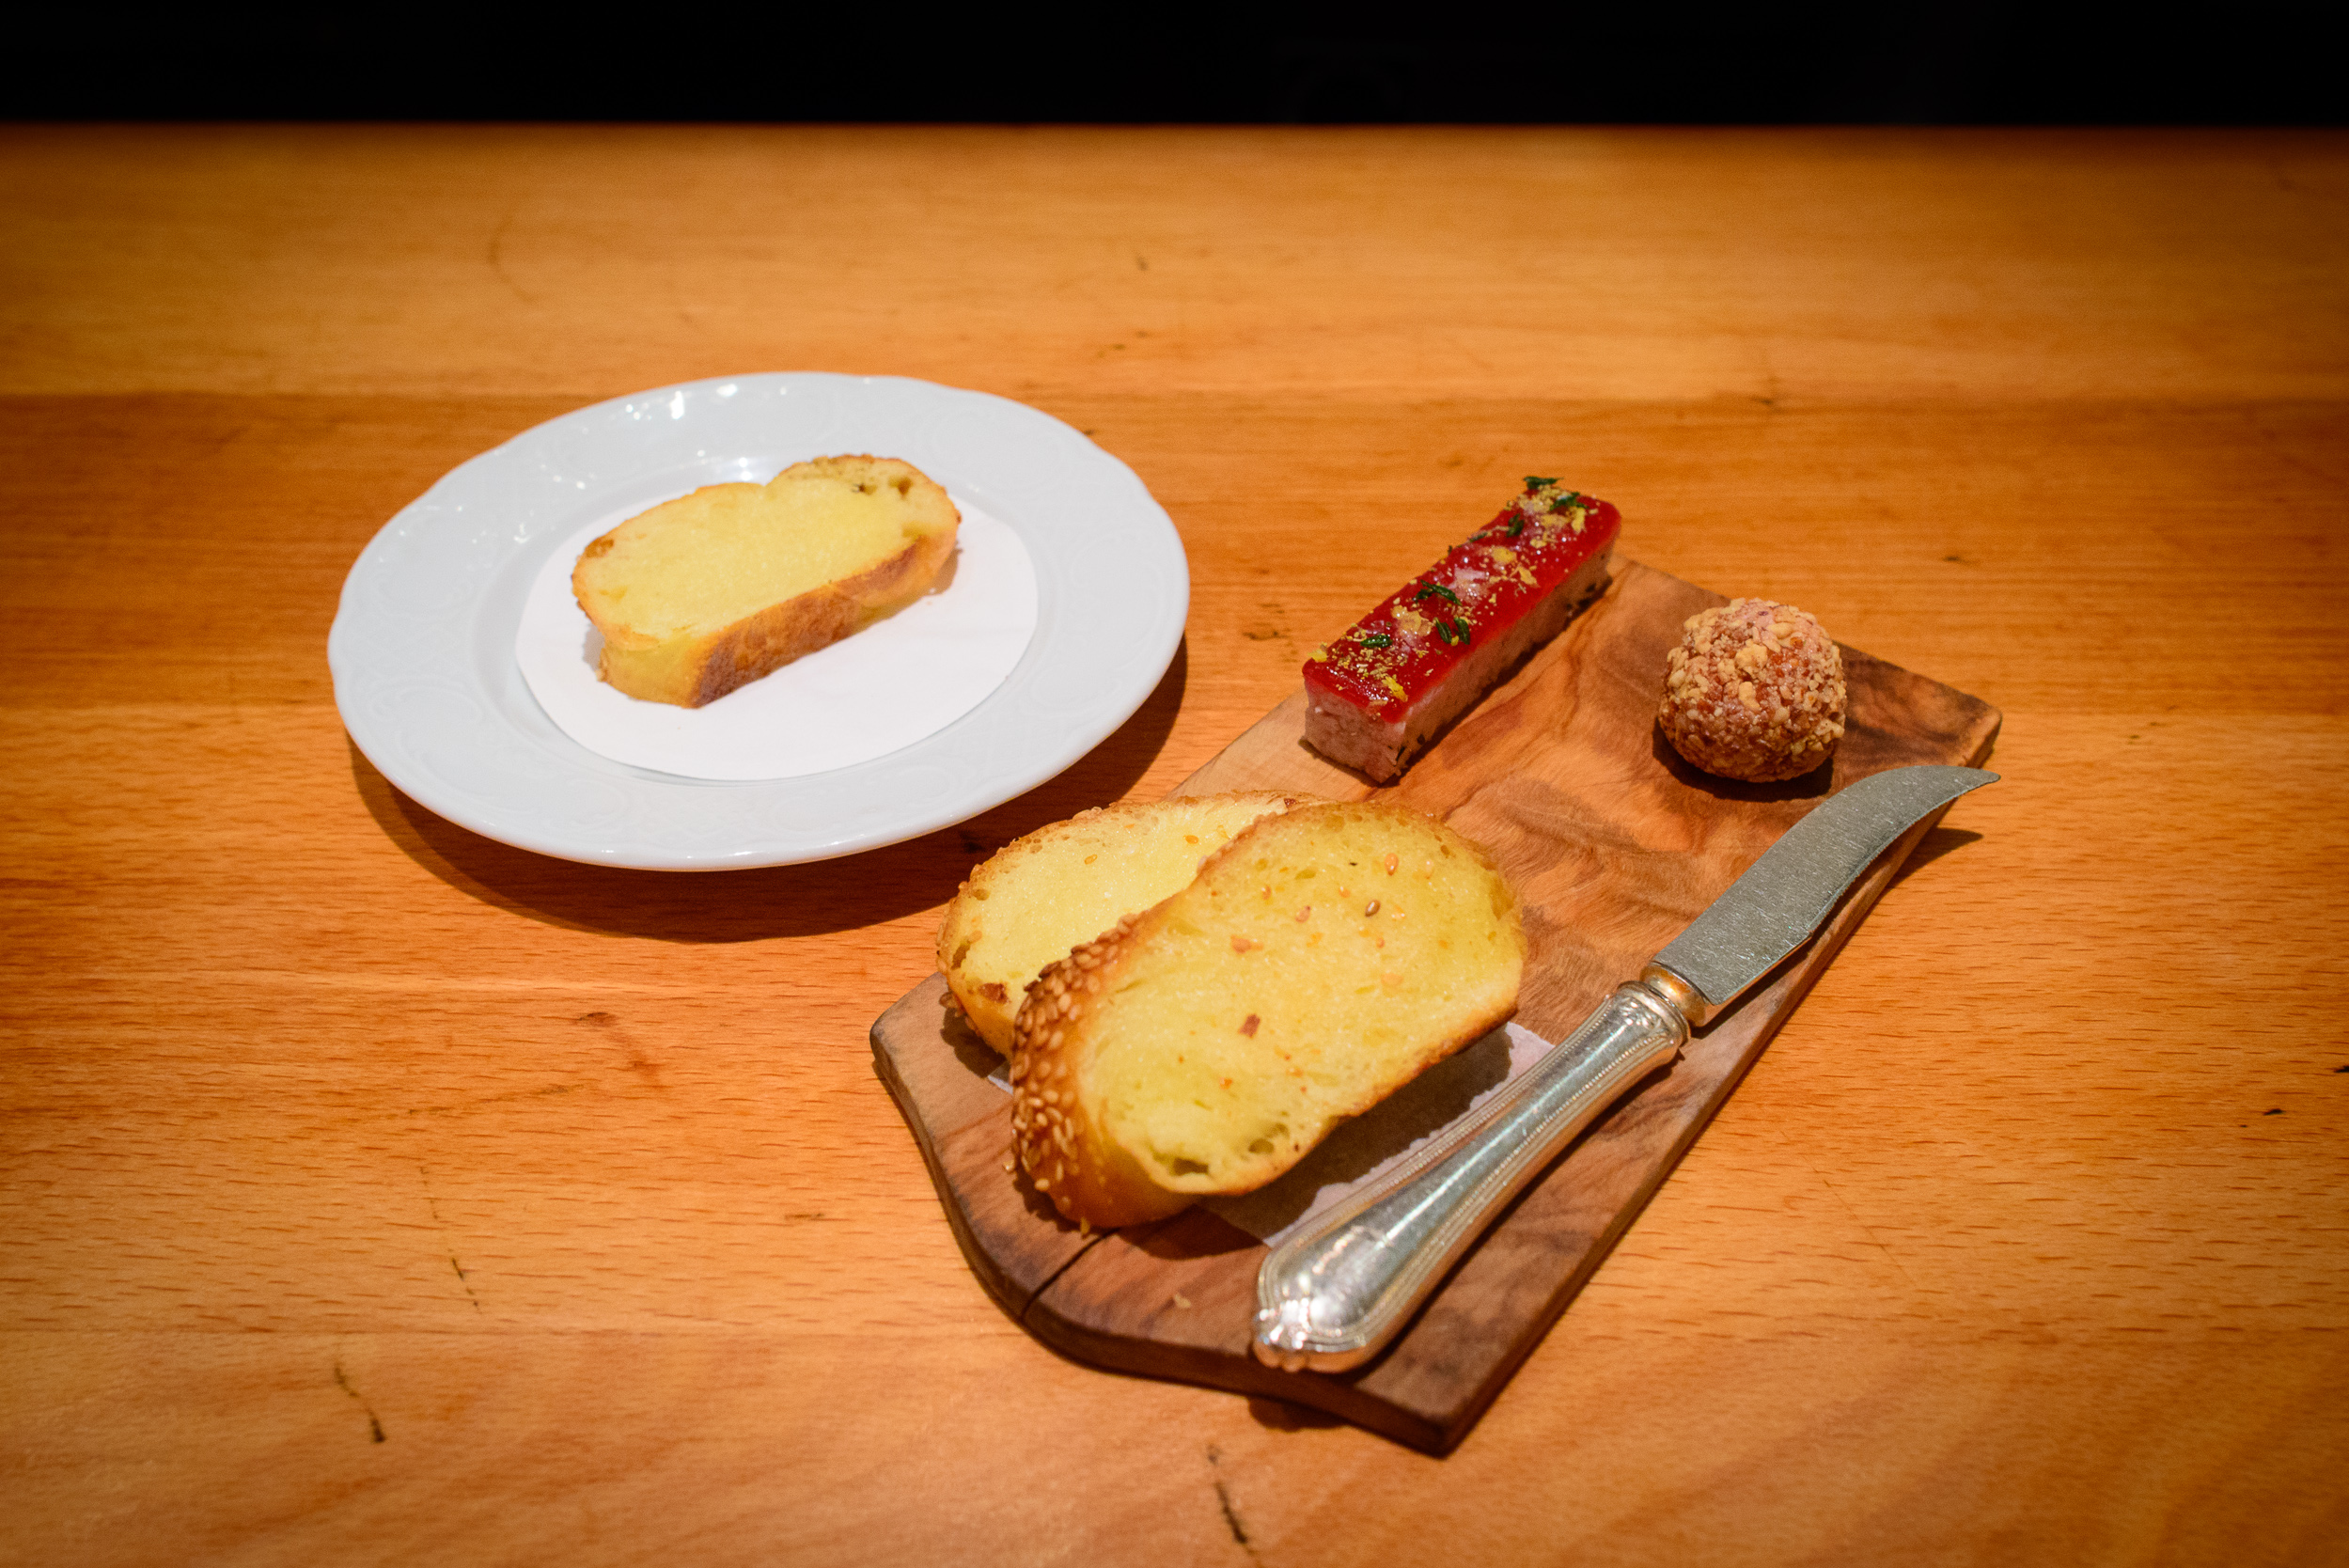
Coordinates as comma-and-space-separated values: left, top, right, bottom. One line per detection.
3, 126, 2344, 1566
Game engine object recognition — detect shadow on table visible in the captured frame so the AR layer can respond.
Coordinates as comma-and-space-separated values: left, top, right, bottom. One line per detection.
351, 641, 1190, 942
1248, 1397, 1345, 1433
1885, 824, 1981, 891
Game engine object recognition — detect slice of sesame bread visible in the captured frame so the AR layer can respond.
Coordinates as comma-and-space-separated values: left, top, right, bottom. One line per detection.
938, 792, 1307, 1057
572, 454, 959, 708
1010, 801, 1525, 1230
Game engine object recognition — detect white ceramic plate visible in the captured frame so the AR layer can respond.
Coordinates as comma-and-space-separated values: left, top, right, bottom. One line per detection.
329, 373, 1190, 870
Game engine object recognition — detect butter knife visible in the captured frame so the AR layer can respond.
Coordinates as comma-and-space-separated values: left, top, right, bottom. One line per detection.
1252, 763, 1997, 1372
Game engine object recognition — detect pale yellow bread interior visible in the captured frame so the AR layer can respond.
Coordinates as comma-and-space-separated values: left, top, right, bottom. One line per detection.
1011, 801, 1525, 1229
572, 454, 958, 707
937, 792, 1306, 1056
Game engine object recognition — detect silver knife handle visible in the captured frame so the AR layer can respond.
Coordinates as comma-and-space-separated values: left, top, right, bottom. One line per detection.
1252, 982, 1688, 1372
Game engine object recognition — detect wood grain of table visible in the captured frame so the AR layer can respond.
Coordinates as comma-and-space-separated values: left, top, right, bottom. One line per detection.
2, 126, 2344, 1566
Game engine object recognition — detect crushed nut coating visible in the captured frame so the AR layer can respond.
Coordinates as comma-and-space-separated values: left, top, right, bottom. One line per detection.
1658, 598, 1847, 781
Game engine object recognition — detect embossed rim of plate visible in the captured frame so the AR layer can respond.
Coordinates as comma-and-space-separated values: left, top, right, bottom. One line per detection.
327, 373, 1190, 870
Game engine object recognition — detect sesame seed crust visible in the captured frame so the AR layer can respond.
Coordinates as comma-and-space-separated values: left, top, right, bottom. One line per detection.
1009, 914, 1189, 1229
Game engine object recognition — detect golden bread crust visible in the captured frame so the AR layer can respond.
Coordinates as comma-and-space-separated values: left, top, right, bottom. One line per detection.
1010, 801, 1526, 1230
936, 792, 1307, 1055
573, 455, 958, 708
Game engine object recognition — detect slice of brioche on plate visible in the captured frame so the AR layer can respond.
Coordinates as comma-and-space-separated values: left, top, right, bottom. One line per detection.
938, 792, 1307, 1056
1010, 800, 1525, 1230
572, 454, 959, 708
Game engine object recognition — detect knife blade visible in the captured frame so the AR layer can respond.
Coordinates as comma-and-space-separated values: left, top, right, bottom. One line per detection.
1252, 763, 1997, 1372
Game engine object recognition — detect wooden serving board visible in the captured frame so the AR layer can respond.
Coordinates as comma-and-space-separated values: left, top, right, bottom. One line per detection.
872, 560, 2000, 1453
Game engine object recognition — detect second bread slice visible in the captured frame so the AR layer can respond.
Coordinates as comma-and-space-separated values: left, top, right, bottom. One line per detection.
938, 792, 1307, 1057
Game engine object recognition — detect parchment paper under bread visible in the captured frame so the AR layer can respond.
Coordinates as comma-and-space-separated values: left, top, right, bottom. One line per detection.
517, 499, 1037, 781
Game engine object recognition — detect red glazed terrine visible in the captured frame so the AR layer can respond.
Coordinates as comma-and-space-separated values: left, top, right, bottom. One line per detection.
1303, 478, 1620, 781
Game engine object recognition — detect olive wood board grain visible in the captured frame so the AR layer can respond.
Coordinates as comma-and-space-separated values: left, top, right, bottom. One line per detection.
871, 558, 2001, 1453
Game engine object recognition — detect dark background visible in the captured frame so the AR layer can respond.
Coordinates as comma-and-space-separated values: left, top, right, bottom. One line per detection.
8, 5, 2340, 123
